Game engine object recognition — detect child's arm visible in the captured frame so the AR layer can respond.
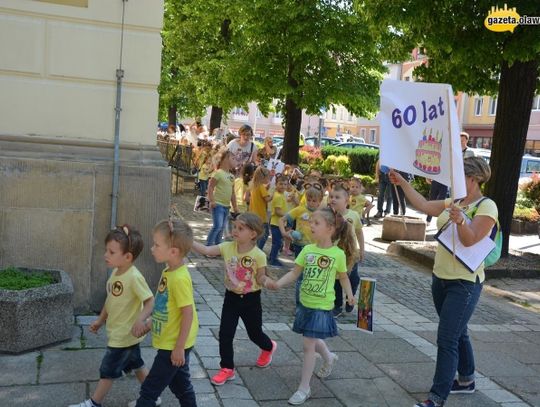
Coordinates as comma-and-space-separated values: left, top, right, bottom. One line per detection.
192, 240, 221, 257
255, 266, 269, 287
279, 215, 291, 238
266, 265, 303, 290
356, 227, 365, 261
230, 184, 239, 213
89, 307, 108, 334
338, 272, 357, 306
207, 177, 217, 208
131, 296, 155, 338
171, 305, 193, 367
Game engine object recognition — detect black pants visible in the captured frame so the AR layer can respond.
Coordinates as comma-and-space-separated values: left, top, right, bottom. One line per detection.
219, 290, 272, 369
391, 185, 407, 215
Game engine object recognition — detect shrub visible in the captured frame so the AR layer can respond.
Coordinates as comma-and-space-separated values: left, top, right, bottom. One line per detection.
0, 267, 55, 290
358, 175, 377, 195
411, 176, 431, 198
513, 206, 540, 222
520, 173, 540, 213
321, 146, 379, 174
335, 155, 352, 178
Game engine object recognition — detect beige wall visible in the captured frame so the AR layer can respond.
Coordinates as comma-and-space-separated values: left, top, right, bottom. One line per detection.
0, 0, 163, 143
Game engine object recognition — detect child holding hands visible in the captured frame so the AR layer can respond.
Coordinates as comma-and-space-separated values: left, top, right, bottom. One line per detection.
69, 225, 155, 407
266, 207, 357, 405
193, 213, 277, 386
132, 219, 199, 407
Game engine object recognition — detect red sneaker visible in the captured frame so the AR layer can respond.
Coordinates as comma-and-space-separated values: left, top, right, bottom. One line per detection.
256, 340, 277, 367
211, 368, 235, 385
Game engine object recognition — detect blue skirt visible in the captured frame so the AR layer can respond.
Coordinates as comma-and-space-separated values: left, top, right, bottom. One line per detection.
292, 304, 338, 339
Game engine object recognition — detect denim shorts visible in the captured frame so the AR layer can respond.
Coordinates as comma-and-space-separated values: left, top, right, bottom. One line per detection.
99, 343, 145, 379
292, 304, 338, 339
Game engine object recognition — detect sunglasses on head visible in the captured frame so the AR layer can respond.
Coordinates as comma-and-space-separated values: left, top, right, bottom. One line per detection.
304, 182, 323, 191
115, 225, 132, 251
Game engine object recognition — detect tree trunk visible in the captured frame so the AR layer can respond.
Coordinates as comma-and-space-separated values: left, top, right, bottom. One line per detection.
282, 96, 302, 165
486, 59, 539, 257
168, 105, 177, 127
209, 106, 223, 135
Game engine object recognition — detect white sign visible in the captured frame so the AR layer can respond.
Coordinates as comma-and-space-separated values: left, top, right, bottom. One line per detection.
380, 80, 466, 198
265, 158, 285, 188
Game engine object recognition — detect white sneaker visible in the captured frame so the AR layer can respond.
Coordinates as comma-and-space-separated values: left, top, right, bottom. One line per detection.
127, 396, 162, 407
288, 388, 311, 405
68, 400, 96, 407
315, 353, 338, 378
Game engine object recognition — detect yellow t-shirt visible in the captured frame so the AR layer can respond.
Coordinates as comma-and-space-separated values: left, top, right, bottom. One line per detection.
270, 191, 287, 226
198, 161, 212, 181
104, 266, 153, 347
219, 241, 267, 294
211, 169, 234, 207
234, 178, 248, 213
434, 197, 498, 283
342, 209, 362, 250
349, 194, 367, 216
296, 244, 347, 310
286, 205, 315, 246
249, 184, 270, 222
152, 265, 199, 350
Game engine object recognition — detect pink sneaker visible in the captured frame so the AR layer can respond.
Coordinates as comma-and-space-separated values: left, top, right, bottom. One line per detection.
211, 368, 235, 385
256, 340, 277, 367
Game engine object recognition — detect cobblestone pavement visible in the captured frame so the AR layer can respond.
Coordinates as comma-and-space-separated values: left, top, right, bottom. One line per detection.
1, 193, 539, 407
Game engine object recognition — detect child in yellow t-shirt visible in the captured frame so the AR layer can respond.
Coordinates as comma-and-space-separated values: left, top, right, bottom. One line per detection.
234, 163, 255, 214
349, 177, 374, 225
197, 146, 213, 197
269, 176, 288, 267
249, 166, 272, 250
69, 225, 154, 407
192, 213, 276, 386
131, 219, 199, 407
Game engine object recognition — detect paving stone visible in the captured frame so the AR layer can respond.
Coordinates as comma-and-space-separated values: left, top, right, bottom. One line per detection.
199, 356, 220, 370
197, 310, 221, 326
81, 324, 108, 348
475, 351, 540, 377
50, 325, 83, 350
0, 383, 86, 407
481, 389, 525, 403
490, 376, 540, 406
0, 351, 38, 385
39, 349, 102, 383
324, 377, 413, 407
237, 366, 292, 401
196, 344, 220, 357
378, 362, 434, 393
222, 400, 260, 407
327, 351, 384, 380
347, 338, 433, 364
446, 392, 502, 407
373, 376, 418, 406
196, 392, 222, 407
474, 342, 540, 364
259, 398, 343, 407
515, 331, 540, 345
470, 332, 531, 344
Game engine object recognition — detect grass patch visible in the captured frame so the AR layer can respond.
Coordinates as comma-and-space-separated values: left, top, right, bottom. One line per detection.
0, 267, 55, 290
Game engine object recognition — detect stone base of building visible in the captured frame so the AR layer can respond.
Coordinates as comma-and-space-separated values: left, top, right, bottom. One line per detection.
0, 135, 170, 312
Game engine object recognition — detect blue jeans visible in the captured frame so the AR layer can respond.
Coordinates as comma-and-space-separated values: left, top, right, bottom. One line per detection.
334, 262, 359, 311
429, 275, 482, 404
377, 175, 392, 214
269, 225, 283, 264
99, 344, 144, 379
198, 179, 208, 197
135, 348, 196, 407
257, 222, 270, 250
206, 204, 229, 246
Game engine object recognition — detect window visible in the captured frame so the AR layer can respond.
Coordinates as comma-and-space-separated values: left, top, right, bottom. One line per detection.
348, 112, 354, 121
332, 110, 337, 120
532, 95, 540, 111
232, 107, 248, 115
474, 97, 483, 116
370, 129, 376, 143
489, 97, 497, 116
360, 129, 366, 139
254, 107, 262, 118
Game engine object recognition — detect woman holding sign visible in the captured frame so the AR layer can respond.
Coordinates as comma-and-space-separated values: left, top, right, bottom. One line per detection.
389, 157, 497, 407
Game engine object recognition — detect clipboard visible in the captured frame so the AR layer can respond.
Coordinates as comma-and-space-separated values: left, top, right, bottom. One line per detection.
434, 216, 495, 273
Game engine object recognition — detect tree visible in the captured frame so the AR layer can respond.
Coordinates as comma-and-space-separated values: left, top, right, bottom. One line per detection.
362, 0, 540, 256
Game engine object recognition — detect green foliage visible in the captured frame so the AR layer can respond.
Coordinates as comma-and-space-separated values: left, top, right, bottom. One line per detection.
358, 175, 377, 195
0, 267, 55, 291
411, 177, 431, 199
321, 146, 378, 175
520, 174, 540, 213
513, 206, 540, 222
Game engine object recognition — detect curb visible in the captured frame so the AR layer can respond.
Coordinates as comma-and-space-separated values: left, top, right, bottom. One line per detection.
387, 241, 540, 279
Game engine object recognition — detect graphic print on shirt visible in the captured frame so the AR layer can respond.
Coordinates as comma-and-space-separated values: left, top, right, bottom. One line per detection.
225, 255, 255, 294
108, 280, 124, 297
301, 253, 335, 298
152, 276, 168, 336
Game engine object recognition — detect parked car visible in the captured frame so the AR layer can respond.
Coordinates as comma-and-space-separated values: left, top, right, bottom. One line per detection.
469, 148, 539, 184
304, 137, 339, 148
334, 142, 380, 150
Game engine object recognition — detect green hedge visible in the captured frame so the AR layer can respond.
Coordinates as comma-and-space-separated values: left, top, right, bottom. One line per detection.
321, 146, 379, 175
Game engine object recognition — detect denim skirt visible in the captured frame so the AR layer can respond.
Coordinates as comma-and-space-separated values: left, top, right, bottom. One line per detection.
292, 304, 338, 339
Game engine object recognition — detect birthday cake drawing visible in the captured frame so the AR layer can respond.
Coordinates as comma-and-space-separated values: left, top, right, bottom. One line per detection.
413, 129, 442, 175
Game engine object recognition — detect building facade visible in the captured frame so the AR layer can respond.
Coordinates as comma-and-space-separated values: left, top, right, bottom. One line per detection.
0, 0, 168, 311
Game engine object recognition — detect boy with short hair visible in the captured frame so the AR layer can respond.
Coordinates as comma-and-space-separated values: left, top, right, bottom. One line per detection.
132, 219, 199, 407
269, 176, 288, 267
69, 225, 155, 407
349, 177, 374, 225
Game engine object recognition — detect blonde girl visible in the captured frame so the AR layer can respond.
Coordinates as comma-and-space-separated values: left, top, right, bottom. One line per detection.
249, 166, 272, 249
266, 207, 357, 405
206, 148, 238, 246
329, 184, 364, 316
192, 213, 276, 386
